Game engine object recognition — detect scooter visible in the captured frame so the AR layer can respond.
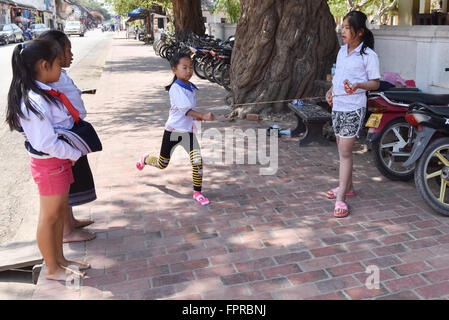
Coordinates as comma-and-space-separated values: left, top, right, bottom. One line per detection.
23, 28, 33, 41
402, 94, 449, 216
365, 86, 420, 181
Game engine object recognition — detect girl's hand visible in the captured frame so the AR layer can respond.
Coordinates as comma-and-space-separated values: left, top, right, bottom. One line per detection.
71, 160, 76, 166
326, 90, 333, 106
202, 112, 215, 121
350, 82, 361, 93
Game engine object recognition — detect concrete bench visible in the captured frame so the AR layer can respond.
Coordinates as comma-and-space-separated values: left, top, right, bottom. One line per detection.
288, 102, 332, 146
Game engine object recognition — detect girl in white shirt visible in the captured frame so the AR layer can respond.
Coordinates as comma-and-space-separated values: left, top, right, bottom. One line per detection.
39, 30, 96, 244
6, 40, 89, 281
325, 11, 380, 218
136, 53, 215, 206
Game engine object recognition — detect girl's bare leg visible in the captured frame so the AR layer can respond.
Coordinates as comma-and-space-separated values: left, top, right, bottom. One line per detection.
58, 204, 91, 271
38, 192, 77, 280
69, 207, 94, 229
336, 136, 356, 212
63, 206, 96, 243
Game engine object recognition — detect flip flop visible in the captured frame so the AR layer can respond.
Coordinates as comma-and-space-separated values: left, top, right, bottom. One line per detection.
334, 201, 349, 218
326, 187, 356, 199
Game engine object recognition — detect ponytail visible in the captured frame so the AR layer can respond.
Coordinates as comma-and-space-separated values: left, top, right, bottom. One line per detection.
343, 10, 375, 55
6, 40, 61, 131
361, 27, 374, 55
165, 75, 177, 92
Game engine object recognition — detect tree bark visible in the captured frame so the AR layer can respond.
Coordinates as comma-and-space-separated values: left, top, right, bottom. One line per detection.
171, 0, 205, 37
229, 0, 339, 118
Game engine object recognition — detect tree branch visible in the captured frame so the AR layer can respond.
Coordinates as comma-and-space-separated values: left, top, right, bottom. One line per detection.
354, 0, 371, 10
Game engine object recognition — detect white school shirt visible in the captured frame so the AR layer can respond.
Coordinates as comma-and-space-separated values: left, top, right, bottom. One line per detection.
332, 42, 380, 112
165, 80, 198, 133
19, 81, 82, 161
49, 69, 86, 119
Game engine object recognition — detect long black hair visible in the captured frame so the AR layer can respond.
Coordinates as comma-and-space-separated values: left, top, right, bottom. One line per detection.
165, 52, 192, 91
6, 39, 61, 131
38, 30, 70, 53
343, 10, 374, 55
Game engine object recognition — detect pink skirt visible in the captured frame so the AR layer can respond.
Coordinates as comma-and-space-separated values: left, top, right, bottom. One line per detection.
30, 157, 74, 196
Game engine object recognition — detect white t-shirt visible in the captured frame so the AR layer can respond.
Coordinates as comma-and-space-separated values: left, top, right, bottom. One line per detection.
165, 80, 198, 133
49, 69, 86, 119
332, 42, 380, 112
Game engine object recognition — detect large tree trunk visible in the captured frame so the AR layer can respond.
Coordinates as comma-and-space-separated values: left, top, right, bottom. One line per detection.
229, 0, 339, 118
172, 0, 205, 37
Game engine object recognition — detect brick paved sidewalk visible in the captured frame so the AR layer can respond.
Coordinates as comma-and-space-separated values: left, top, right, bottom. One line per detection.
32, 35, 449, 300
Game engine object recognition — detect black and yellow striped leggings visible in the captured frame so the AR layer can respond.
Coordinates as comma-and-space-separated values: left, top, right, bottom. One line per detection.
146, 130, 203, 192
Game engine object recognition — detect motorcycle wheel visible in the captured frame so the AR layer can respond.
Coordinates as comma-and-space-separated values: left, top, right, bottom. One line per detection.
415, 137, 449, 216
371, 118, 415, 181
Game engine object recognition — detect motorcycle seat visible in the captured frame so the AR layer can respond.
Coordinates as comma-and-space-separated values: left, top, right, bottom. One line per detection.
425, 105, 449, 117
384, 92, 449, 105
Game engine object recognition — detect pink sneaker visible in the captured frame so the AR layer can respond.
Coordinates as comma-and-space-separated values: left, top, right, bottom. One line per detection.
193, 191, 210, 206
136, 153, 149, 171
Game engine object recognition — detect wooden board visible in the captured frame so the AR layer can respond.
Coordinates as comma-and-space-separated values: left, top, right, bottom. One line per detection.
0, 241, 42, 272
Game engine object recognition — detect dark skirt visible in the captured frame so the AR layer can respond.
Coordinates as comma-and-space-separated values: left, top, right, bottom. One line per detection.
69, 155, 97, 206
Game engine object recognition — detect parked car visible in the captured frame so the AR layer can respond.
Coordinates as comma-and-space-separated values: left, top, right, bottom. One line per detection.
0, 23, 24, 45
30, 23, 50, 39
64, 21, 86, 37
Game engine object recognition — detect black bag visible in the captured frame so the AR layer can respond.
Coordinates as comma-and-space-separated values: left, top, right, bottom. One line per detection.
55, 119, 102, 156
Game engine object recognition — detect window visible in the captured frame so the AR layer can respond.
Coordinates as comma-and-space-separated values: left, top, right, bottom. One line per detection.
203, 17, 207, 23
221, 18, 226, 23
158, 18, 164, 29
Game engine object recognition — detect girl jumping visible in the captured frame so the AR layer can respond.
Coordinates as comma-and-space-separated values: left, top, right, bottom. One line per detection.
136, 52, 214, 206
325, 11, 380, 218
39, 30, 97, 244
6, 40, 89, 280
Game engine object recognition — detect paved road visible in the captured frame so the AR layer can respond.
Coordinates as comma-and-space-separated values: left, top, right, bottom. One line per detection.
0, 28, 112, 299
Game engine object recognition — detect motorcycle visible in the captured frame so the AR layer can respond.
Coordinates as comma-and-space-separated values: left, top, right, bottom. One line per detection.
365, 86, 420, 181
402, 94, 449, 216
22, 28, 32, 41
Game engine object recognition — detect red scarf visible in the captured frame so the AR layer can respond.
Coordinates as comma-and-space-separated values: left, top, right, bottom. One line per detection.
45, 89, 80, 124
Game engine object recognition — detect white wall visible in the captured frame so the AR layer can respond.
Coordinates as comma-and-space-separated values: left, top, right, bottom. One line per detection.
207, 23, 236, 41
372, 25, 449, 93
202, 10, 226, 24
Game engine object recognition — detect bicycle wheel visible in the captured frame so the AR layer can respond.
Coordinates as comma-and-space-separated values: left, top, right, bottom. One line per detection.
212, 62, 225, 85
221, 64, 231, 91
193, 58, 207, 79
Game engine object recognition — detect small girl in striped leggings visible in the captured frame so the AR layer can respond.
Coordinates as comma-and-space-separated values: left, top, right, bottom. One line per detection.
136, 52, 215, 205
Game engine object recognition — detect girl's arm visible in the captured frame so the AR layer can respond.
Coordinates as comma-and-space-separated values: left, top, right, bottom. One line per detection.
187, 110, 214, 121
352, 79, 380, 92
20, 108, 82, 161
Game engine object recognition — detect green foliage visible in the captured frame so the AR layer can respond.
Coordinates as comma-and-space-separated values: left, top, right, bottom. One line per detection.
327, 0, 398, 18
327, 0, 347, 17
214, 0, 241, 23
78, 0, 112, 20
105, 0, 171, 17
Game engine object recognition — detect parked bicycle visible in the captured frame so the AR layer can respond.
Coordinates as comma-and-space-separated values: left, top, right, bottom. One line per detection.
154, 32, 234, 92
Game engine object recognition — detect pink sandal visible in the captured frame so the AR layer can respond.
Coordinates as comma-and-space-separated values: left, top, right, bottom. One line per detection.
334, 201, 349, 218
326, 187, 356, 199
193, 191, 210, 206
